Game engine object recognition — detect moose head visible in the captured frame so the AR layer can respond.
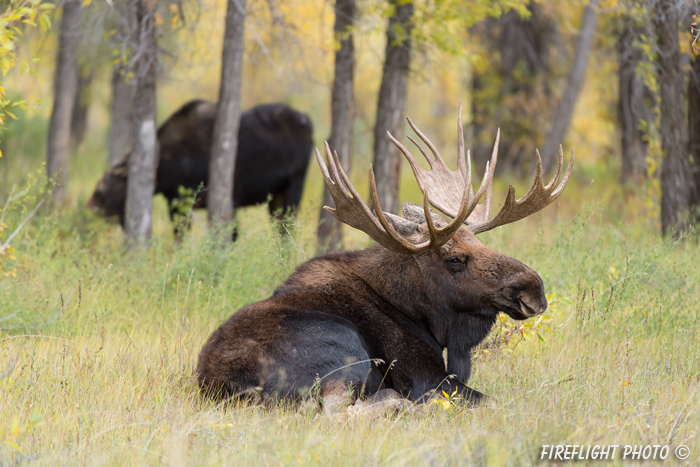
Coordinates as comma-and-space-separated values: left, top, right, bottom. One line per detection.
86, 155, 129, 226
316, 105, 573, 322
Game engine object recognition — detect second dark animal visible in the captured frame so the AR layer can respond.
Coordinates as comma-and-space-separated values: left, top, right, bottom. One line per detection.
87, 100, 314, 237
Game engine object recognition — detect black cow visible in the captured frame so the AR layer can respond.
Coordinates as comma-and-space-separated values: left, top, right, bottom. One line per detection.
87, 100, 313, 237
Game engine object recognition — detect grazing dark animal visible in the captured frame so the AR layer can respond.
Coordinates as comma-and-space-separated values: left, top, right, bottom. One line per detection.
197, 108, 574, 407
87, 100, 313, 235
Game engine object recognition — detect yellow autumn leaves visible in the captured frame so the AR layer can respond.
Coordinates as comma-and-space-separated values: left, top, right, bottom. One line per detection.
0, 1, 54, 146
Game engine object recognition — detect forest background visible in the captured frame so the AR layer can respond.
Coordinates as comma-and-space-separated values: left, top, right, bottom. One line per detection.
0, 0, 699, 465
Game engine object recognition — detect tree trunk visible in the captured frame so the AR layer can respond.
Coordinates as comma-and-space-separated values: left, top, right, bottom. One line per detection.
317, 0, 355, 254
372, 0, 414, 216
70, 67, 92, 149
125, 0, 158, 248
541, 0, 598, 172
617, 14, 652, 183
109, 65, 136, 164
688, 46, 700, 224
656, 0, 691, 236
46, 0, 82, 202
108, 2, 137, 165
208, 0, 246, 233
470, 2, 558, 175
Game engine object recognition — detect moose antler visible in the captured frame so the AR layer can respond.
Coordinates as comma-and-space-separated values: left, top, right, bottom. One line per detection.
317, 106, 574, 253
468, 145, 574, 234
390, 105, 574, 235
387, 104, 499, 226
316, 141, 491, 254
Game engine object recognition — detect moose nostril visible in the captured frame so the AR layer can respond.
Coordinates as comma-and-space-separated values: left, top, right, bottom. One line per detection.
518, 293, 547, 317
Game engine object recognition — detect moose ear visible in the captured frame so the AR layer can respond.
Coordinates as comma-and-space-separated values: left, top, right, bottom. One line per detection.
111, 163, 128, 178
383, 212, 422, 237
110, 153, 130, 178
401, 203, 445, 226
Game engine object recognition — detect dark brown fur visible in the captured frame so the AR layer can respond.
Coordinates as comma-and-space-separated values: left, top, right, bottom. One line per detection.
197, 213, 546, 404
87, 100, 313, 234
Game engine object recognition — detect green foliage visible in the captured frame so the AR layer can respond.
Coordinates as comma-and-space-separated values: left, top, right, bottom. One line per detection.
412, 0, 530, 55
0, 0, 54, 145
169, 184, 202, 236
0, 167, 49, 279
359, 0, 530, 56
475, 291, 564, 359
0, 109, 47, 190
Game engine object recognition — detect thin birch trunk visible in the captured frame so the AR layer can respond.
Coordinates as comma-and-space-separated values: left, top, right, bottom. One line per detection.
208, 0, 246, 234
317, 0, 355, 253
46, 0, 82, 202
125, 0, 158, 248
109, 65, 136, 164
371, 0, 413, 216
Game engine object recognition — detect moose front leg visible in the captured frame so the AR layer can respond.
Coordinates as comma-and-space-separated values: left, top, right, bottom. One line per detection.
446, 347, 472, 384
395, 347, 487, 405
168, 203, 192, 242
268, 192, 289, 237
446, 313, 498, 384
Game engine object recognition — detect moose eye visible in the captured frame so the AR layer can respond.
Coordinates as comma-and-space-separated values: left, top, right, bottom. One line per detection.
446, 257, 465, 272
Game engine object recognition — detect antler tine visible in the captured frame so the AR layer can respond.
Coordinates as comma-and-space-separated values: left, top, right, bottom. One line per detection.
468, 145, 575, 235
316, 141, 434, 254
457, 103, 467, 179
390, 118, 475, 219
422, 188, 442, 246
466, 149, 472, 200
457, 103, 472, 200
315, 148, 333, 187
464, 129, 500, 225
407, 117, 444, 164
514, 142, 544, 205
419, 158, 493, 248
326, 144, 349, 197
552, 147, 575, 198
388, 131, 429, 192
405, 134, 434, 169
318, 143, 378, 232
316, 145, 352, 206
545, 145, 563, 190
368, 167, 431, 252
483, 128, 499, 219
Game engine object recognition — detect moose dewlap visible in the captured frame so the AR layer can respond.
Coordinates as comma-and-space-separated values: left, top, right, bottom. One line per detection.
196, 106, 574, 405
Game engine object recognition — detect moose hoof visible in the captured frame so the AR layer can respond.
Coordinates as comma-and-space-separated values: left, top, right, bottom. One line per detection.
347, 389, 412, 419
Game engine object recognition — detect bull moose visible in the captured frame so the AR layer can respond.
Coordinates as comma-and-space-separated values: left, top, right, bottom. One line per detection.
197, 107, 573, 408
87, 100, 313, 236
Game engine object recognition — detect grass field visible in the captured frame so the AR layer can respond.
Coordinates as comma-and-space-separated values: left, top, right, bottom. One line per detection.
1, 132, 699, 466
